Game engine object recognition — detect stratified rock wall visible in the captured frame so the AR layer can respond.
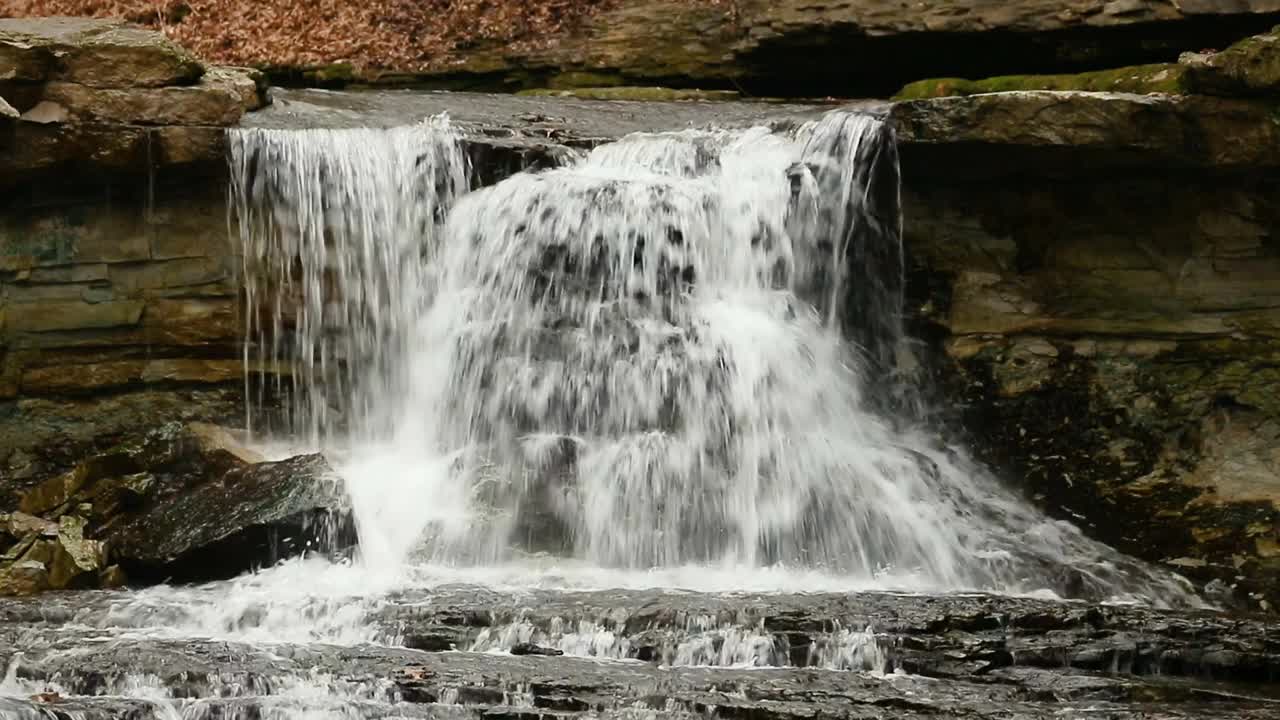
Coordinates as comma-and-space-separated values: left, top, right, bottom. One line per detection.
1, 18, 266, 494
890, 90, 1280, 613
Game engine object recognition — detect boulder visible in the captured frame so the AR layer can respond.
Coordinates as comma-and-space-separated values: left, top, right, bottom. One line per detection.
1, 422, 351, 592
0, 560, 49, 596
0, 17, 202, 88
101, 450, 349, 583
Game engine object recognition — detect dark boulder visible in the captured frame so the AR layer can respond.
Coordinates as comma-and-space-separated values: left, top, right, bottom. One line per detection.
0, 422, 352, 593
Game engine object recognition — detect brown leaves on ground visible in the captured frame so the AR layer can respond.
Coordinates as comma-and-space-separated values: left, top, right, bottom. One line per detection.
0, 0, 631, 70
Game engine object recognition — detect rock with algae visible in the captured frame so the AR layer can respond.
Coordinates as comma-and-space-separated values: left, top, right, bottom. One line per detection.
1181, 24, 1280, 96
894, 64, 1193, 99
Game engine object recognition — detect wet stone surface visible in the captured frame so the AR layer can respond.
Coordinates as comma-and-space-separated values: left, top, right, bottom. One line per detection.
1, 585, 1278, 718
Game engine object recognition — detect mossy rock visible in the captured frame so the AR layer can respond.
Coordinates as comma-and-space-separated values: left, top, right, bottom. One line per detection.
1181, 25, 1280, 97
518, 86, 741, 102
547, 71, 628, 90
894, 64, 1192, 100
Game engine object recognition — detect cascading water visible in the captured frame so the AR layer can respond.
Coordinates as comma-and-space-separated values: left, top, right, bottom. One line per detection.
226, 110, 1196, 604
229, 119, 468, 446
12, 101, 1280, 720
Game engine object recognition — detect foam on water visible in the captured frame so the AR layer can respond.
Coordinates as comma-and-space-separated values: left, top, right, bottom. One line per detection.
227, 109, 1196, 607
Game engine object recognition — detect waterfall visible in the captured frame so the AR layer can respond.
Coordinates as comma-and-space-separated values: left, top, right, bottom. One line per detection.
228, 110, 1195, 602
228, 118, 468, 445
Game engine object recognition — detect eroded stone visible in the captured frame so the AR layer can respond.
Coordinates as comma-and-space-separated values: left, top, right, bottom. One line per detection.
0, 17, 202, 88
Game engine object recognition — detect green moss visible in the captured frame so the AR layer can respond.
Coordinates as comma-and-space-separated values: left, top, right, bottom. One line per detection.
304, 63, 355, 85
1183, 25, 1280, 96
518, 86, 740, 101
547, 71, 627, 89
894, 63, 1192, 100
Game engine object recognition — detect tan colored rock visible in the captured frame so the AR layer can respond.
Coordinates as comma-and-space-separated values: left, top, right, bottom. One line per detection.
19, 464, 95, 515
7, 300, 145, 333
1185, 412, 1280, 506
337, 0, 1280, 92
0, 122, 148, 180
20, 100, 69, 124
28, 264, 110, 283
140, 359, 243, 385
0, 17, 202, 88
39, 67, 261, 126
0, 95, 17, 119
54, 515, 104, 580
0, 204, 151, 267
0, 123, 226, 184
108, 257, 231, 292
5, 512, 57, 538
0, 560, 50, 596
204, 65, 269, 111
0, 534, 37, 563
152, 125, 226, 166
890, 91, 1280, 168
20, 361, 147, 395
99, 564, 127, 588
141, 298, 238, 345
187, 422, 266, 465
992, 338, 1061, 397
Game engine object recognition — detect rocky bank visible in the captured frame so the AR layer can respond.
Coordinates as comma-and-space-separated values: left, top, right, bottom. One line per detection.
0, 14, 1278, 616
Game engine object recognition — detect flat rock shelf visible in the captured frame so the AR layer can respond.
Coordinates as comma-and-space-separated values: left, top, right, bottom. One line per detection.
2, 587, 1279, 719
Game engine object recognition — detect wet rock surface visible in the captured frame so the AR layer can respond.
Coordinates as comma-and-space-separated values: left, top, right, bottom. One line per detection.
0, 422, 348, 594
1, 587, 1278, 718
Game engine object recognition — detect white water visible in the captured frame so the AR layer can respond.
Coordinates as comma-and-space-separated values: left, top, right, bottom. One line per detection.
227, 110, 1195, 605
0, 108, 1201, 720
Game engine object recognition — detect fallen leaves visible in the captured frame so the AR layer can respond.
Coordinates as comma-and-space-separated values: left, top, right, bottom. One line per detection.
0, 0, 624, 70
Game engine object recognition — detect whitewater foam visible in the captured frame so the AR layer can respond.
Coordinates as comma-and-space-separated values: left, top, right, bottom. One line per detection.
228, 110, 1198, 607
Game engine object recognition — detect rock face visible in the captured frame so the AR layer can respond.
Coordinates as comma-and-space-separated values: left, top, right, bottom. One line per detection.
298, 0, 1280, 96
1, 18, 272, 496
0, 422, 349, 594
0, 17, 267, 183
888, 86, 1280, 614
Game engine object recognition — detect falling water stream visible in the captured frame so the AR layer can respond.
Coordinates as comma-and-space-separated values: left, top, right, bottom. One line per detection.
228, 110, 1194, 601
0, 108, 1211, 719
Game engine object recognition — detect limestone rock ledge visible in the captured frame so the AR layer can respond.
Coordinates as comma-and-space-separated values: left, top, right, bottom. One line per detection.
1, 18, 272, 498
291, 0, 1280, 96
1, 17, 267, 182
888, 89, 1280, 613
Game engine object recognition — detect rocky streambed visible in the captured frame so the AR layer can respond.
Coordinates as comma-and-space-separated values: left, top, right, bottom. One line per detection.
2, 582, 1280, 719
